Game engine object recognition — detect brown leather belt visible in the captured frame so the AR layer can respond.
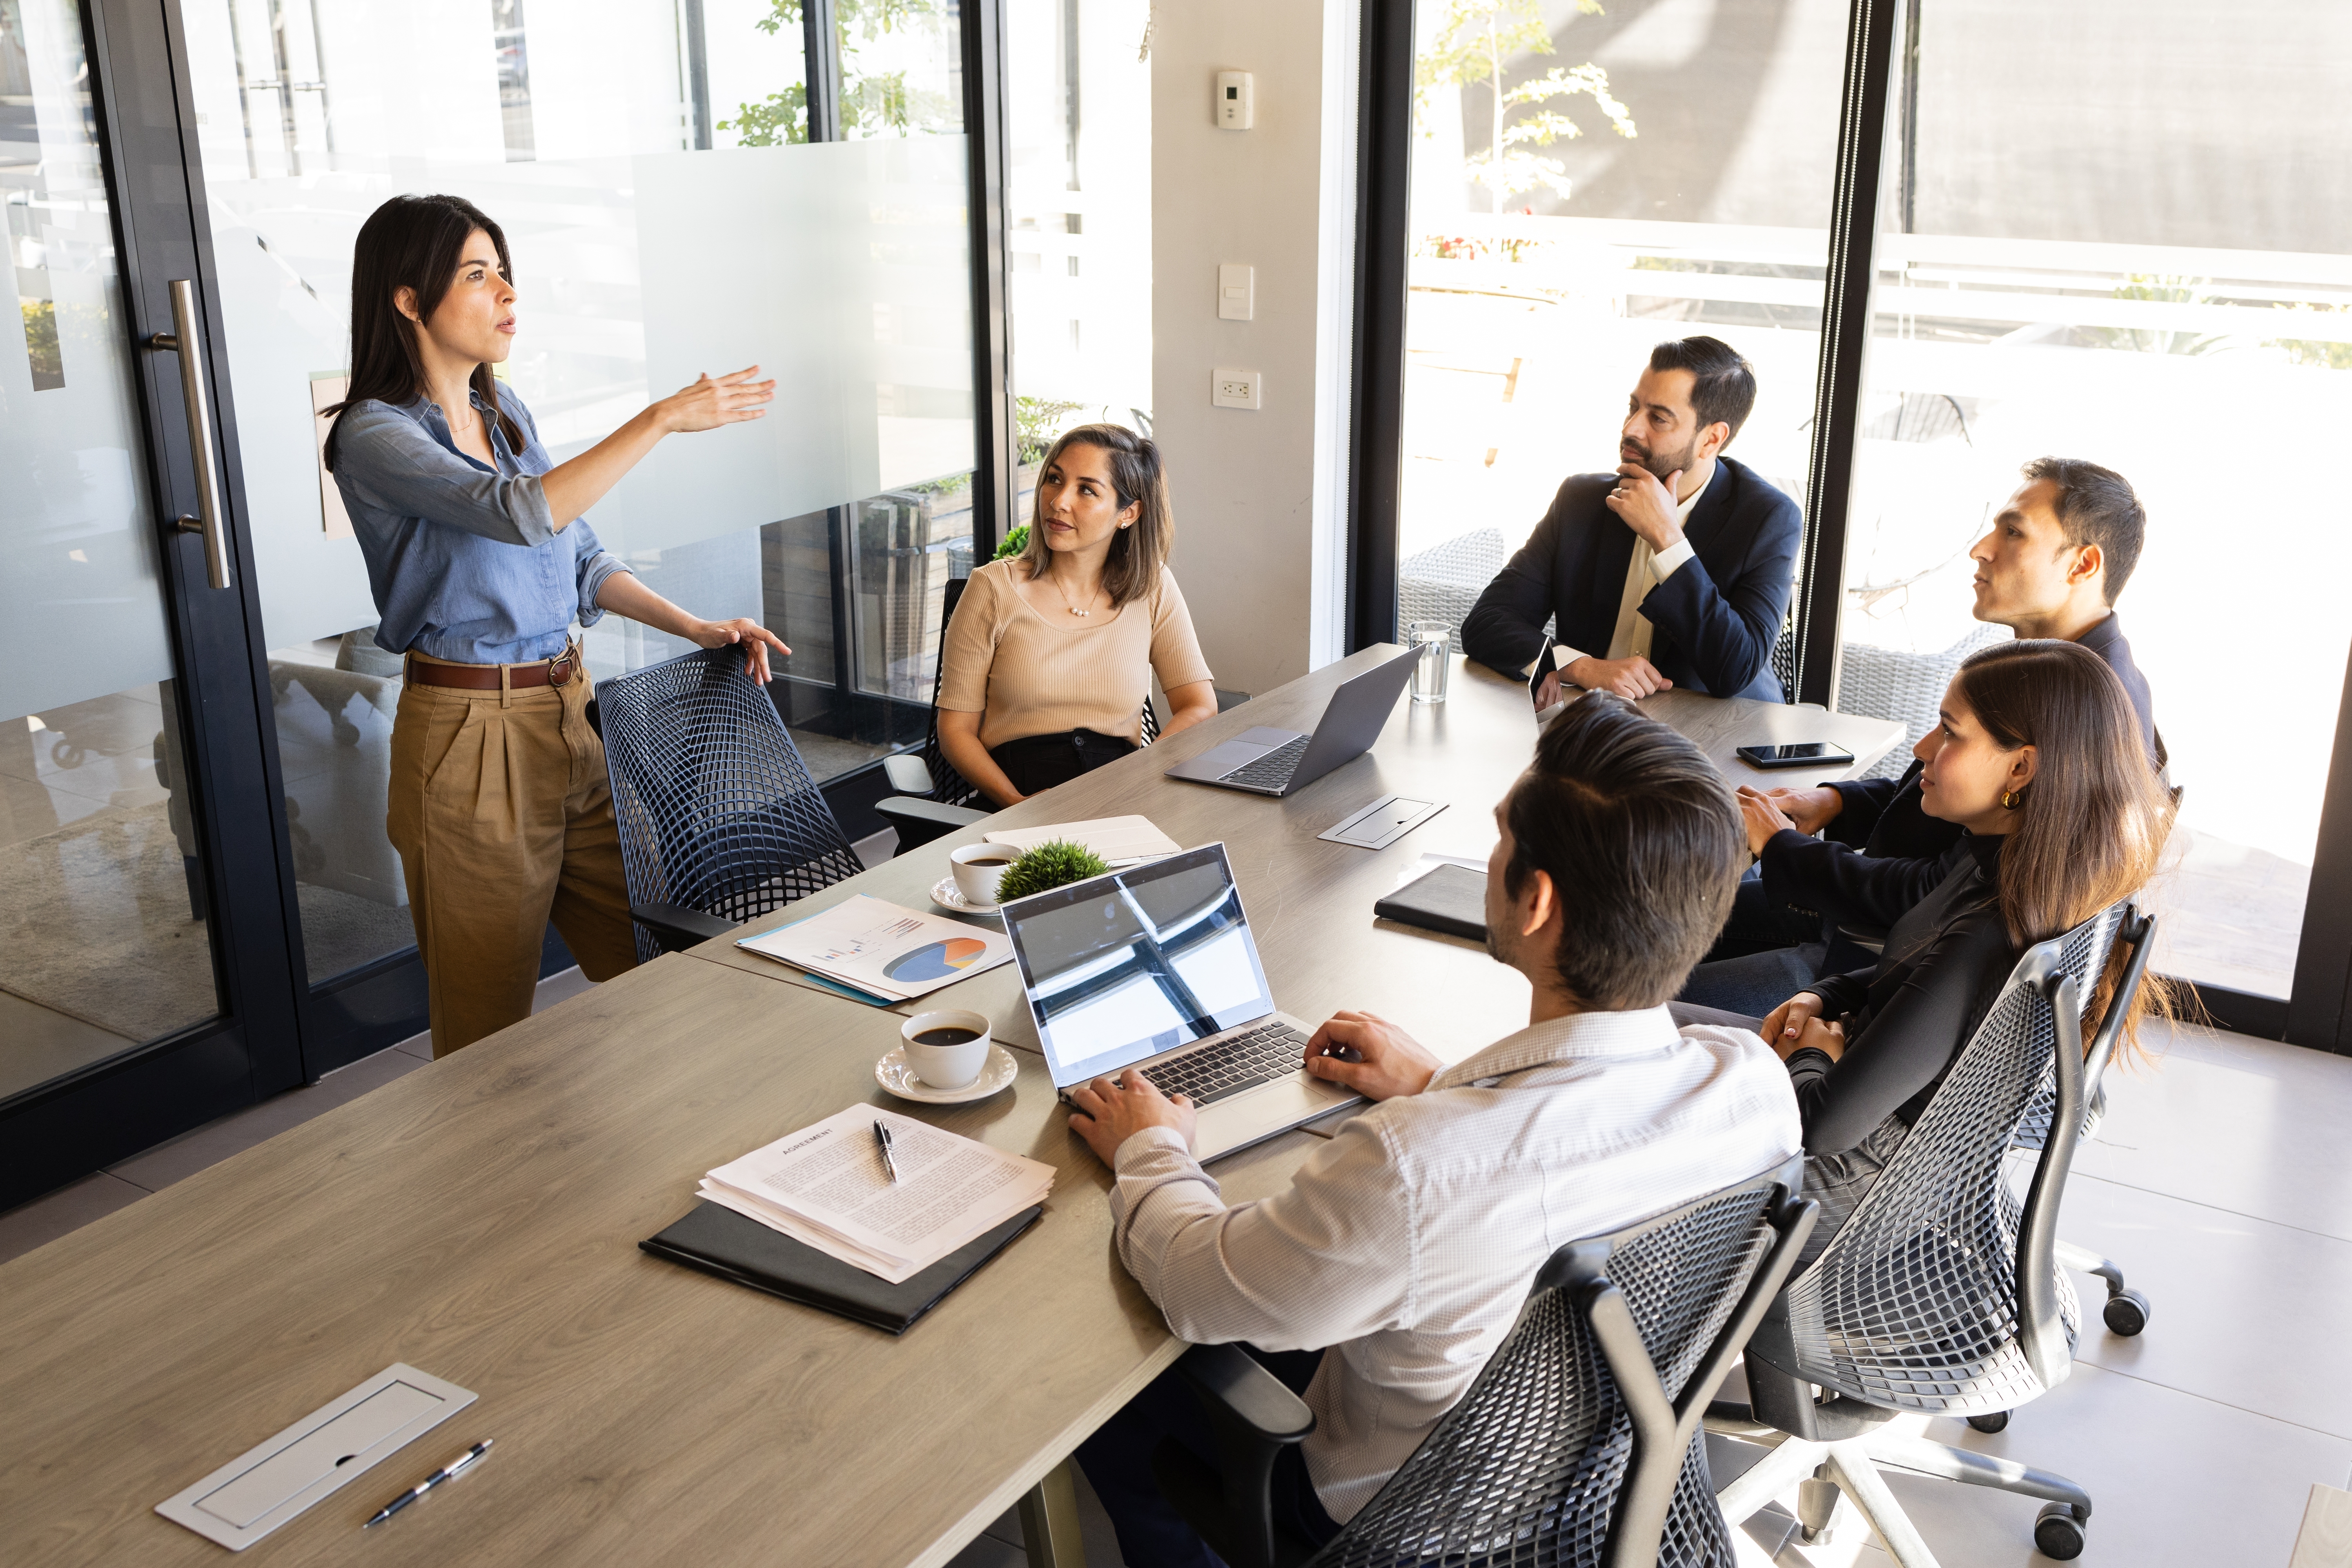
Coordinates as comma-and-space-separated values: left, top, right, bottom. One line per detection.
407, 646, 581, 690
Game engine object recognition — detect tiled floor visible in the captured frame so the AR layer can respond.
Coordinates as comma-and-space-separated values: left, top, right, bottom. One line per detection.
5, 984, 2345, 1564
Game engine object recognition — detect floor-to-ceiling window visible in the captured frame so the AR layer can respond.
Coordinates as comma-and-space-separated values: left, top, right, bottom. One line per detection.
1838, 0, 2352, 1006
1392, 0, 1847, 646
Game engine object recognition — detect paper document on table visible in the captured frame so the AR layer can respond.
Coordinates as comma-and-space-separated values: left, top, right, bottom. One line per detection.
735, 894, 1013, 1001
701, 1108, 1054, 1284
984, 815, 1183, 866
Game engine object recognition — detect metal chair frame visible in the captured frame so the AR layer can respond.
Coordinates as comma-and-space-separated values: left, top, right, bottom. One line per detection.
1153, 1160, 1818, 1568
1707, 904, 2157, 1565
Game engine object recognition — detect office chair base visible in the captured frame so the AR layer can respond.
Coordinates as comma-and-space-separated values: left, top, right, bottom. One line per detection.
1964, 1410, 2009, 1434
1710, 1422, 2094, 1568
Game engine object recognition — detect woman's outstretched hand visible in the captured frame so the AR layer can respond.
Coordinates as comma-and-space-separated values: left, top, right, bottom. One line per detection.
690, 618, 790, 684
659, 367, 775, 433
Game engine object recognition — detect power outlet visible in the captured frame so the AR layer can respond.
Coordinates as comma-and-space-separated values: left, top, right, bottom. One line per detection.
1212, 367, 1262, 410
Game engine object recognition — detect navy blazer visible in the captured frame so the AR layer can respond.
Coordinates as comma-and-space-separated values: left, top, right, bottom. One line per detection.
1460, 455, 1802, 701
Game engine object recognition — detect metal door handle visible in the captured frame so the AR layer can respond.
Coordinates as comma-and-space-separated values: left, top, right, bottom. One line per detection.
144, 278, 234, 591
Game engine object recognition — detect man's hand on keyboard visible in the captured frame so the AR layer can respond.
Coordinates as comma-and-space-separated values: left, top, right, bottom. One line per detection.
1069, 1068, 1199, 1167
1303, 1011, 1440, 1102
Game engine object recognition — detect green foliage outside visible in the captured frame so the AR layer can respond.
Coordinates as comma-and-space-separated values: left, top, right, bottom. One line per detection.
1416, 0, 1634, 216
994, 523, 1029, 561
2269, 302, 2352, 369
993, 840, 1111, 902
718, 0, 953, 146
2091, 275, 2226, 356
20, 299, 61, 385
1015, 396, 1087, 466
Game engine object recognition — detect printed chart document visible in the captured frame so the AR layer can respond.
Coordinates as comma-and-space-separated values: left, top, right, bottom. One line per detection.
735, 894, 1012, 1002
984, 815, 1183, 866
700, 1108, 1055, 1284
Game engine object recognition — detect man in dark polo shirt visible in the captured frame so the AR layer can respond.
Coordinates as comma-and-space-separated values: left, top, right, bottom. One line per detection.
1681, 456, 2161, 1013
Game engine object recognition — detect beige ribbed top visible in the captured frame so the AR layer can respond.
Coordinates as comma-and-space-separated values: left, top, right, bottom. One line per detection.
937, 559, 1214, 749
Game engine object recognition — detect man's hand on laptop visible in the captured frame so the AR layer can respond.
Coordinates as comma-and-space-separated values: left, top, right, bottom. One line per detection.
1068, 1069, 1199, 1166
1564, 654, 1670, 701
1303, 1011, 1440, 1102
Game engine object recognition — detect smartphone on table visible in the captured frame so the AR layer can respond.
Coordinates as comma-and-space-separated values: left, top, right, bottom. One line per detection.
1735, 741, 1857, 770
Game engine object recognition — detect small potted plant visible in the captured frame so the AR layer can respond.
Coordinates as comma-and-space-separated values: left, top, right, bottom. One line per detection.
993, 840, 1111, 902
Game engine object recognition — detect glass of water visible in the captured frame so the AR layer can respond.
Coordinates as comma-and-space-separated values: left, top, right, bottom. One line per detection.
1407, 621, 1452, 704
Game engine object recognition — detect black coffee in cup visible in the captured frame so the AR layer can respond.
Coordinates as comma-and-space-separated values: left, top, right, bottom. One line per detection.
913, 1026, 982, 1047
962, 853, 1013, 866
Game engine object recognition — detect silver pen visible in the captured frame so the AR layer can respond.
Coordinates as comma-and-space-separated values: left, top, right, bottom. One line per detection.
363, 1439, 492, 1527
873, 1118, 900, 1183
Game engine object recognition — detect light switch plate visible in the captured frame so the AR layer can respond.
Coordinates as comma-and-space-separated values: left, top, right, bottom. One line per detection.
1318, 794, 1449, 851
156, 1363, 477, 1550
1212, 367, 1261, 410
1218, 263, 1254, 321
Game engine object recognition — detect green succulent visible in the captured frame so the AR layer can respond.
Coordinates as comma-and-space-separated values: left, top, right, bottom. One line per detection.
994, 840, 1111, 902
995, 523, 1030, 561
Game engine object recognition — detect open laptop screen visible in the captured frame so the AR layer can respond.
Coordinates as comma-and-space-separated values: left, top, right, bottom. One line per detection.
1002, 842, 1277, 1086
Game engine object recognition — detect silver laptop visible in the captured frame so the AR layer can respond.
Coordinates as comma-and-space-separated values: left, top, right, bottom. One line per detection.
1002, 842, 1358, 1160
1164, 647, 1422, 797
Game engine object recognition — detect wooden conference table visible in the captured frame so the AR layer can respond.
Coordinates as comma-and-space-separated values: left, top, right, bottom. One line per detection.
0, 653, 1900, 1568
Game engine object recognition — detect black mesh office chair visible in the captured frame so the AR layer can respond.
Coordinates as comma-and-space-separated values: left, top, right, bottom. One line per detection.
591, 644, 864, 960
1151, 1160, 1817, 1568
873, 574, 1164, 853
1707, 903, 2157, 1563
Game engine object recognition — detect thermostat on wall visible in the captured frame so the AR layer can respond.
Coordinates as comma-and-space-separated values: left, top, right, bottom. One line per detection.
1216, 72, 1254, 130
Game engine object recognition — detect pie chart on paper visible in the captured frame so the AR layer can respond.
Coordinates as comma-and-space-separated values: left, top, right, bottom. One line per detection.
884, 937, 991, 984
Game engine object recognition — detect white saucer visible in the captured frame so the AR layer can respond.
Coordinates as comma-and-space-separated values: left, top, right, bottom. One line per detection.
931, 875, 1003, 917
876, 1043, 1020, 1104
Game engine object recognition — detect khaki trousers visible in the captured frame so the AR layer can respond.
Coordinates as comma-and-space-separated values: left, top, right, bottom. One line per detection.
387, 655, 639, 1057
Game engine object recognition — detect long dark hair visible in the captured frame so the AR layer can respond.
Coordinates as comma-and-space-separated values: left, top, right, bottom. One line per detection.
1952, 638, 2175, 1049
322, 194, 524, 471
1014, 423, 1173, 608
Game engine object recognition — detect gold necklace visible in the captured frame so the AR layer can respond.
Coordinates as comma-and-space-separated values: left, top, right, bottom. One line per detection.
1051, 571, 1100, 618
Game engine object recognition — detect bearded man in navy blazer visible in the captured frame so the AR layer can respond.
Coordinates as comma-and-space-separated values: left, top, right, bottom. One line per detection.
1463, 336, 1800, 708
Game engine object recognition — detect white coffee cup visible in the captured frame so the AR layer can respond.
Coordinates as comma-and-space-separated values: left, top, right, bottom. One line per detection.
949, 842, 1018, 906
901, 1009, 993, 1090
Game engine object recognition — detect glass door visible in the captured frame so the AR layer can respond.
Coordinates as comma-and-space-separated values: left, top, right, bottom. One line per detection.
2, 0, 301, 1207
177, 0, 985, 1066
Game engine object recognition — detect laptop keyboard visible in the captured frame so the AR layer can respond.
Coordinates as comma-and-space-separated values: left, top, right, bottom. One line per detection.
1140, 1022, 1312, 1106
1221, 735, 1311, 792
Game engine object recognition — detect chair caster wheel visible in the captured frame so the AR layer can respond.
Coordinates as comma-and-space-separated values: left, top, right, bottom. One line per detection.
2103, 1288, 2151, 1336
2034, 1501, 2088, 1560
1966, 1410, 2010, 1434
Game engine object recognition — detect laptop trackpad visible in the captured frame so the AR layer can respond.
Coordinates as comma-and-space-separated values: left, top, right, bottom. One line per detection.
1180, 728, 1297, 780
1195, 1073, 1360, 1161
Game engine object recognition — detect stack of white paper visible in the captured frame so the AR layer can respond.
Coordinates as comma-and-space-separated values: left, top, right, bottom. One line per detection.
983, 815, 1183, 866
699, 1108, 1055, 1283
735, 894, 1013, 1002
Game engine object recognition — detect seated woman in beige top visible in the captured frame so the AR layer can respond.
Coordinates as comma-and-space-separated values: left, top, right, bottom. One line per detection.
938, 425, 1218, 807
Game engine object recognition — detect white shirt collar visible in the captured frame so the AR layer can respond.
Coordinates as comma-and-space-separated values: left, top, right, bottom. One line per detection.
1430, 1005, 1687, 1090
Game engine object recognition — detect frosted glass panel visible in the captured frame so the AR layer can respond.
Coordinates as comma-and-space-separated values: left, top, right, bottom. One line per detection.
0, 0, 171, 721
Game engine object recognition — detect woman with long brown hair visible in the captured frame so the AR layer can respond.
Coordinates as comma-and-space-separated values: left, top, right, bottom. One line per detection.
325, 192, 785, 1057
935, 424, 1219, 807
1709, 638, 2173, 1254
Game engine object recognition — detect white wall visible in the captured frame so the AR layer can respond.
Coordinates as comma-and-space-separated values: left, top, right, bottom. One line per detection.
1152, 0, 1343, 699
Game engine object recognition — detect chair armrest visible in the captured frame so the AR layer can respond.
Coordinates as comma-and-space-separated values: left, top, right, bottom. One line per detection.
882, 753, 935, 795
630, 901, 737, 953
1149, 1345, 1316, 1568
873, 796, 991, 853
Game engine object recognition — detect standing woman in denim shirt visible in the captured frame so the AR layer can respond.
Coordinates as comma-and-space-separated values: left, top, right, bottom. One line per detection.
323, 192, 786, 1057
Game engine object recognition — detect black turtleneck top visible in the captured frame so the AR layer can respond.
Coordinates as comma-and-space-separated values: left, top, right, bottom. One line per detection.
1784, 831, 2017, 1156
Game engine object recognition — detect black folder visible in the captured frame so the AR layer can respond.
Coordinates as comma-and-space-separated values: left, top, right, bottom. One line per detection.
641, 1200, 1044, 1335
1374, 862, 1489, 943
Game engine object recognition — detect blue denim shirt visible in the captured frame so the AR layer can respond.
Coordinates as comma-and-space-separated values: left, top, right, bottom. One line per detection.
330, 387, 631, 664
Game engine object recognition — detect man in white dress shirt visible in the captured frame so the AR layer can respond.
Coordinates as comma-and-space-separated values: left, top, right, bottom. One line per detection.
1066, 694, 1804, 1566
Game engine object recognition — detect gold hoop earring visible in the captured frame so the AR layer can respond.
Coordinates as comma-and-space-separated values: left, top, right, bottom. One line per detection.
2001, 788, 2023, 810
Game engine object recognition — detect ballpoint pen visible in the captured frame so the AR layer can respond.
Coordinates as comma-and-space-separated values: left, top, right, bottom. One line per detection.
363, 1439, 493, 1528
873, 1118, 901, 1183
